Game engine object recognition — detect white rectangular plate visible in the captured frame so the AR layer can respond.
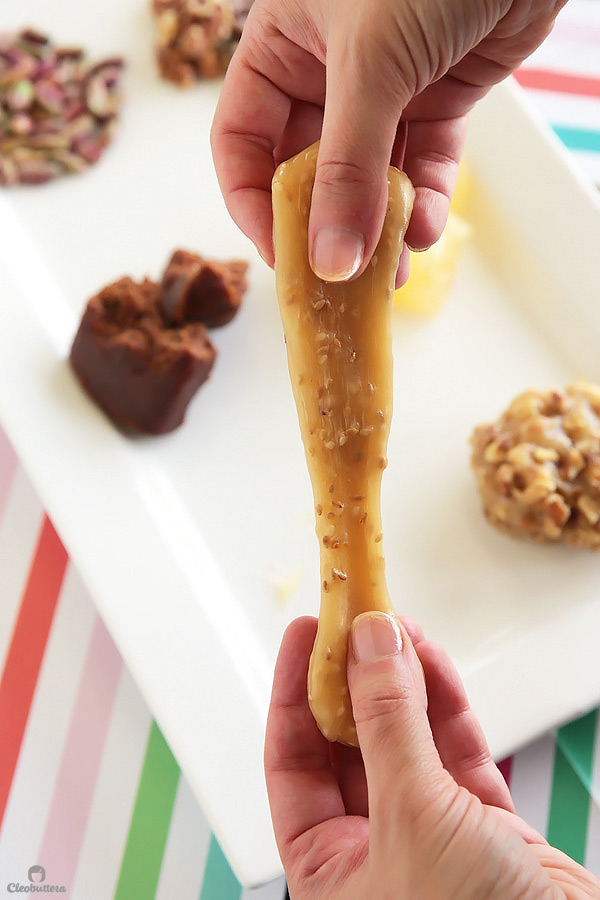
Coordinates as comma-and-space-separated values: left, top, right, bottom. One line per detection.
2, 1, 600, 886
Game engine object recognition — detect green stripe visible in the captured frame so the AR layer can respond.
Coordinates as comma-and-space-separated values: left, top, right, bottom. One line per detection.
557, 708, 598, 791
113, 720, 181, 900
547, 710, 597, 864
199, 833, 242, 900
552, 124, 600, 154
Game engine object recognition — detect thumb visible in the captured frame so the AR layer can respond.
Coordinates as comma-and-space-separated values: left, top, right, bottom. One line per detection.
348, 613, 447, 811
308, 28, 410, 282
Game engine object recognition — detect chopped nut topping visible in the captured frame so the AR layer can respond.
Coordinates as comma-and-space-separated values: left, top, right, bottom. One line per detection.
151, 0, 245, 85
331, 567, 347, 581
532, 446, 560, 463
577, 494, 600, 525
483, 440, 507, 464
471, 382, 600, 550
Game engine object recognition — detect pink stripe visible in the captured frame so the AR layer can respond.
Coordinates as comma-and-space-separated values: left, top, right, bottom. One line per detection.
0, 427, 18, 521
37, 615, 122, 890
514, 68, 600, 98
0, 516, 68, 828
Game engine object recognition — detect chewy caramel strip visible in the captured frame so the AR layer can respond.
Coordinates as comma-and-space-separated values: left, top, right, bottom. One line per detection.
272, 142, 414, 745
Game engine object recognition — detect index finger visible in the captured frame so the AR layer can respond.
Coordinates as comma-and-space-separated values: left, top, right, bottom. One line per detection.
264, 617, 346, 859
417, 640, 515, 812
211, 52, 290, 266
210, 6, 326, 264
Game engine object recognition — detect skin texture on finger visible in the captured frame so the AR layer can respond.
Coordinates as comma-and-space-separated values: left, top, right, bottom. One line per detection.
401, 115, 469, 250
491, 805, 553, 846
329, 742, 368, 817
452, 0, 568, 80
307, 16, 412, 280
327, 618, 424, 815
211, 3, 327, 264
347, 617, 453, 846
416, 640, 516, 811
210, 66, 287, 264
273, 99, 324, 168
531, 842, 600, 899
398, 615, 425, 645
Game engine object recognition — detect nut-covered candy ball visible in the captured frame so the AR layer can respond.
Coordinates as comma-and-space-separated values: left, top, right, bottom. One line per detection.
471, 381, 600, 550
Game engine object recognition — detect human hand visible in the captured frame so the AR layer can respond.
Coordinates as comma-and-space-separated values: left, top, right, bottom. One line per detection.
265, 613, 600, 899
211, 0, 566, 285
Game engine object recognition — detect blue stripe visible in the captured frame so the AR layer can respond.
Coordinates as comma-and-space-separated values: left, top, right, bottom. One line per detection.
199, 833, 242, 900
552, 124, 600, 154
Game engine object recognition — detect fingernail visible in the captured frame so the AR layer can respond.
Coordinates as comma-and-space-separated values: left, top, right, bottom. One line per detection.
310, 226, 364, 282
351, 612, 402, 663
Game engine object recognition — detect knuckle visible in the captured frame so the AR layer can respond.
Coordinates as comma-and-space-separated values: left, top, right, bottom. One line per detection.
352, 674, 413, 728
315, 157, 381, 196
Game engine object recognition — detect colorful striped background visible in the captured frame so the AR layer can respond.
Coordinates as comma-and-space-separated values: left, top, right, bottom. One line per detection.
1, 420, 600, 895
1, 1, 599, 896
0, 424, 288, 899
513, 0, 600, 186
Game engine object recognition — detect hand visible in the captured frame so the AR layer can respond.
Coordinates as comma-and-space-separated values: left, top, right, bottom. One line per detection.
211, 0, 566, 284
265, 613, 600, 899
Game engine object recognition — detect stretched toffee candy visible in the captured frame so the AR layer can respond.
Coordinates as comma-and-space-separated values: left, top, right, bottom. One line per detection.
273, 142, 414, 746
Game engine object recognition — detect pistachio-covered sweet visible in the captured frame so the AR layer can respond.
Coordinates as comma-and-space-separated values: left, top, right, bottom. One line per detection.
0, 28, 124, 186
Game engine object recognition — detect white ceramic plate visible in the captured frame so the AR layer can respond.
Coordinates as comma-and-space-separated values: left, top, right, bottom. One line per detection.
2, 0, 600, 886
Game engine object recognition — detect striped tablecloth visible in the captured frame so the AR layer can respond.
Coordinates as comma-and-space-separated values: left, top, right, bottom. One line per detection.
1, 1, 599, 896
0, 428, 285, 899
514, 0, 600, 187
